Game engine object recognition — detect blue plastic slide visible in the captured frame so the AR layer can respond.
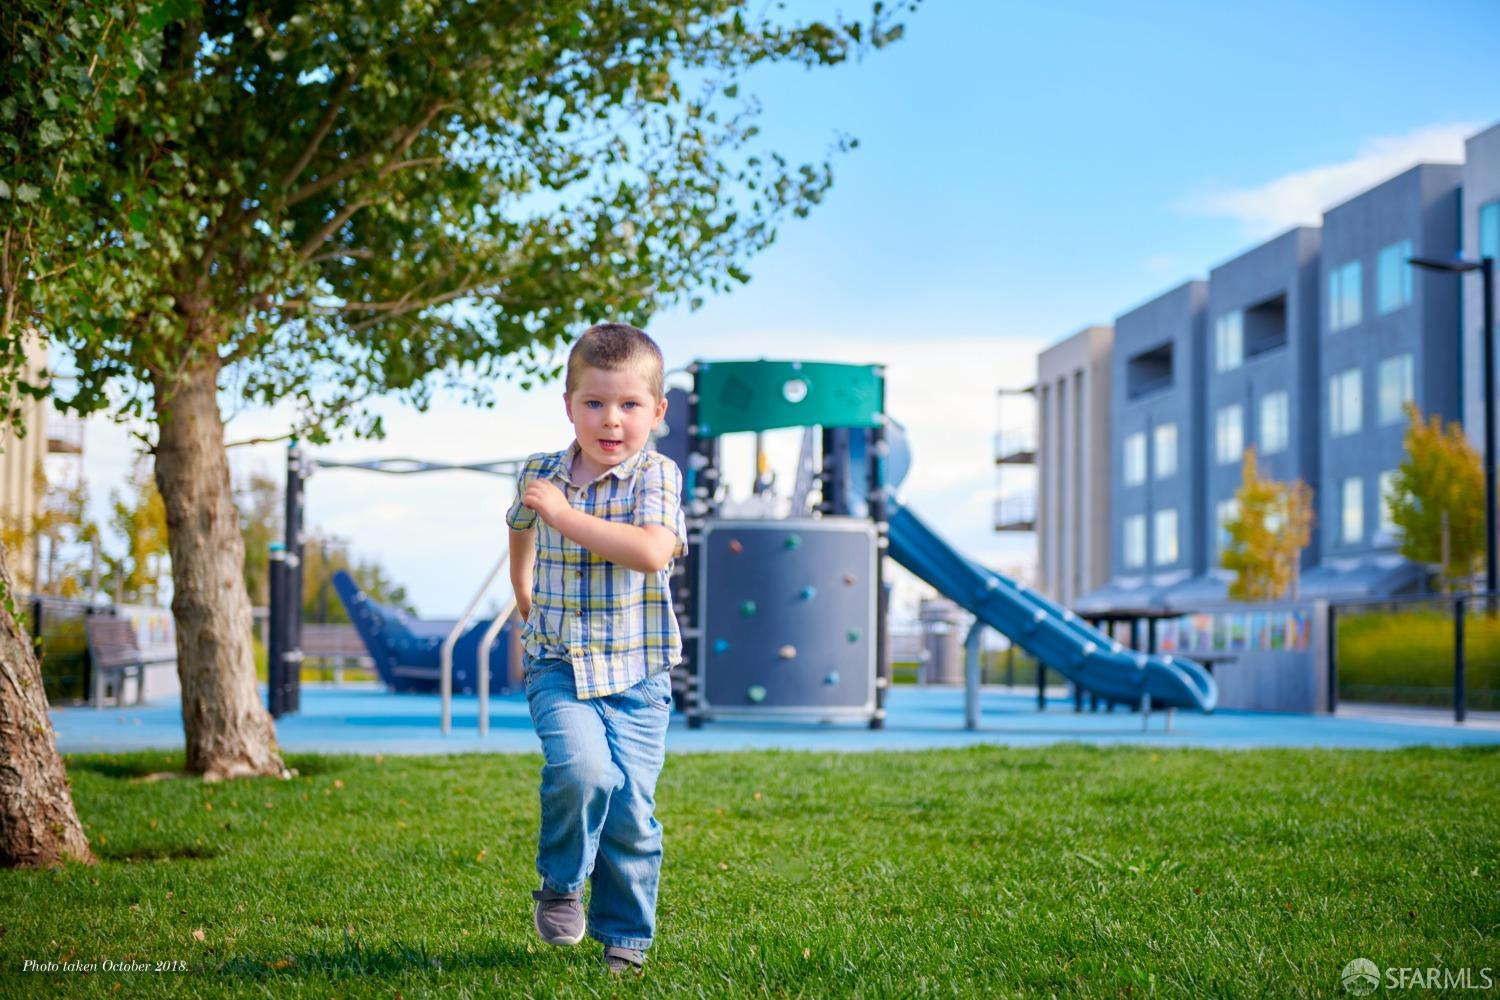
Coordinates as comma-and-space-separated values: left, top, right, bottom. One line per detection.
887, 503, 1217, 712
332, 570, 517, 694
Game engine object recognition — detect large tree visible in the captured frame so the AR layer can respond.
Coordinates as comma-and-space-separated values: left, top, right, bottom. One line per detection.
6, 1, 911, 777
0, 0, 170, 865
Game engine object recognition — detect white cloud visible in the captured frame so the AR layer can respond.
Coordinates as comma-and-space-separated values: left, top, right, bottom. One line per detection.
1176, 121, 1478, 239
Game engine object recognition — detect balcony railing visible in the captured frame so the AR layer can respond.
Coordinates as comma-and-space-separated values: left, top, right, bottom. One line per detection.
994, 494, 1036, 532
993, 427, 1037, 465
46, 414, 84, 455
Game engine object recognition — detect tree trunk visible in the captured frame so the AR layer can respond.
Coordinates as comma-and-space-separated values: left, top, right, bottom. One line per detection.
154, 354, 286, 781
0, 540, 96, 867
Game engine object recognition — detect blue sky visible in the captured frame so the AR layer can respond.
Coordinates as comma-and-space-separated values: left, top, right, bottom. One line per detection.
70, 0, 1500, 617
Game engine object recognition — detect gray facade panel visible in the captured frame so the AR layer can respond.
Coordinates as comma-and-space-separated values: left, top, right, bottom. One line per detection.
1462, 124, 1500, 449
1109, 281, 1206, 592
1318, 164, 1461, 562
1205, 227, 1322, 572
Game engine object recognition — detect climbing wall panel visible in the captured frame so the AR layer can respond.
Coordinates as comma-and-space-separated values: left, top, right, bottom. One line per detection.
697, 518, 877, 719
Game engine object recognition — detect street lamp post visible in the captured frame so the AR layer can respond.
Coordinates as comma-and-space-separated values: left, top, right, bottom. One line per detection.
1409, 254, 1495, 598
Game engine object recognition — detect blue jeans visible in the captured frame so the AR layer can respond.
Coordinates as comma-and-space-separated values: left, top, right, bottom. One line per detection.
525, 656, 673, 950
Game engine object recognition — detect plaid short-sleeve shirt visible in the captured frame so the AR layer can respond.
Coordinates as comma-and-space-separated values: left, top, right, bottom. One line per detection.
506, 442, 687, 699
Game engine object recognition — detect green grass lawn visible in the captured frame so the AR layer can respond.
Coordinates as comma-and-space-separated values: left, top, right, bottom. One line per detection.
2, 746, 1497, 998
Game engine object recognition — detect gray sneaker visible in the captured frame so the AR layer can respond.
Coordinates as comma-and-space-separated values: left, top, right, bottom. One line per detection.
531, 885, 584, 946
603, 945, 645, 974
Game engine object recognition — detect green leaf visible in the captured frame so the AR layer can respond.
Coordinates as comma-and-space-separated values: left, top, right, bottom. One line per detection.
15, 183, 40, 204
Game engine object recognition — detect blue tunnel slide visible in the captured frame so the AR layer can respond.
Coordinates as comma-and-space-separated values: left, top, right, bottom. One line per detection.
887, 502, 1216, 712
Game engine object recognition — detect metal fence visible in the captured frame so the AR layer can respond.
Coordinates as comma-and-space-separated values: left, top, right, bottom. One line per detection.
21, 595, 106, 704
1328, 590, 1500, 721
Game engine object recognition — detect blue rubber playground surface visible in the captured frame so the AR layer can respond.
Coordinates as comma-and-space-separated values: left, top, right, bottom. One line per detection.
50, 683, 1500, 755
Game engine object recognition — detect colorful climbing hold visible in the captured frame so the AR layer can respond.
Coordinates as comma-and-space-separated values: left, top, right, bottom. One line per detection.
728, 539, 744, 554
846, 629, 861, 643
747, 684, 767, 703
842, 573, 856, 586
824, 671, 840, 686
784, 534, 801, 550
777, 644, 797, 660
740, 600, 757, 617
713, 639, 730, 654
800, 585, 816, 601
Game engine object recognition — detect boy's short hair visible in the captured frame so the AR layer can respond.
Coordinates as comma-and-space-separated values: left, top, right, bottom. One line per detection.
565, 323, 665, 400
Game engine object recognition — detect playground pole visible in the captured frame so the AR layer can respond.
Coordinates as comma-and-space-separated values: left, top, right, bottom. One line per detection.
267, 542, 285, 718
868, 407, 889, 730
270, 442, 306, 716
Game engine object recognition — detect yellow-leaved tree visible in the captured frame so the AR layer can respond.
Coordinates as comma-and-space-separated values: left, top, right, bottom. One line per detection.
1221, 446, 1315, 601
1386, 402, 1485, 592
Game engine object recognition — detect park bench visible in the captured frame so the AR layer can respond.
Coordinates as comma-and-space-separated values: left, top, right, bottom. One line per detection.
85, 616, 171, 708
300, 623, 375, 683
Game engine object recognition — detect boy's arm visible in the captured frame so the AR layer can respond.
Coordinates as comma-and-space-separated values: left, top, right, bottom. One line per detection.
509, 527, 536, 619
523, 479, 676, 573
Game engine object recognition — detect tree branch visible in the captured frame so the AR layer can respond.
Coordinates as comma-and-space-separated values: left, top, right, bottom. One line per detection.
278, 73, 354, 193
296, 200, 369, 262
284, 100, 447, 208
306, 246, 377, 264
225, 431, 296, 449
345, 282, 494, 332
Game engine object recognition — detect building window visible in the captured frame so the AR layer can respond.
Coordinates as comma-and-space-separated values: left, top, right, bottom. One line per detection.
1215, 498, 1239, 553
1259, 390, 1289, 455
1124, 514, 1146, 568
1123, 432, 1146, 486
1216, 404, 1243, 465
1377, 469, 1400, 541
1342, 476, 1363, 544
1330, 368, 1362, 437
1376, 239, 1414, 315
1154, 508, 1178, 565
1481, 200, 1500, 260
1378, 353, 1414, 426
1154, 423, 1177, 480
1214, 310, 1243, 372
1328, 259, 1363, 332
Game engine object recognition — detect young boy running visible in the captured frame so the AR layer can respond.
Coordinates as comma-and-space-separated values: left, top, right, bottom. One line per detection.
506, 323, 686, 975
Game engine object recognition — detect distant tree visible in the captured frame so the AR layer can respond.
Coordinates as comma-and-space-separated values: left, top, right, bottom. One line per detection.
7, 0, 911, 779
234, 471, 281, 608
34, 472, 99, 600
300, 534, 416, 625
1221, 446, 1314, 601
0, 460, 104, 599
105, 460, 170, 605
1387, 402, 1485, 592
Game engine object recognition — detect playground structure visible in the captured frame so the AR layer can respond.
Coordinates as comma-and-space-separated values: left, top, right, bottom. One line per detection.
278, 357, 1217, 734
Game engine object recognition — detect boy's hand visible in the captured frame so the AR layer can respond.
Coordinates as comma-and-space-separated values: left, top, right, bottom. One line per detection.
522, 479, 570, 525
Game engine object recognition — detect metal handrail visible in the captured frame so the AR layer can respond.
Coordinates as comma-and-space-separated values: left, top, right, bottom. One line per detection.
440, 546, 511, 735
1327, 588, 1499, 611
475, 593, 518, 737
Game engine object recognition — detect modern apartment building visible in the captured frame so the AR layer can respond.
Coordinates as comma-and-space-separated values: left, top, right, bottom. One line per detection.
1027, 326, 1112, 609
1300, 164, 1462, 598
1187, 226, 1323, 606
1073, 285, 1204, 614
1014, 119, 1500, 613
0, 338, 51, 585
1461, 123, 1500, 454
